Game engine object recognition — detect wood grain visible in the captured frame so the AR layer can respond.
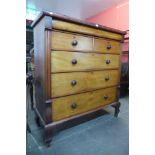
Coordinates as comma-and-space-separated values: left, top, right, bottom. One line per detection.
32, 12, 126, 35
33, 16, 52, 122
52, 20, 123, 41
52, 87, 117, 121
51, 51, 120, 72
32, 11, 125, 144
94, 38, 121, 54
51, 70, 119, 97
51, 31, 93, 51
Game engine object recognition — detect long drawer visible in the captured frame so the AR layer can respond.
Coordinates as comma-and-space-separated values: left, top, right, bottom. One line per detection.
51, 70, 119, 97
51, 31, 93, 51
52, 87, 117, 121
52, 19, 123, 41
51, 51, 120, 72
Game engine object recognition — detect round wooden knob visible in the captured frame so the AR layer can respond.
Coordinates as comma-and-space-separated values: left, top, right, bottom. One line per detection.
105, 59, 110, 64
72, 40, 78, 46
71, 80, 77, 86
105, 76, 109, 81
103, 96, 108, 100
71, 59, 77, 65
70, 103, 77, 109
107, 44, 112, 49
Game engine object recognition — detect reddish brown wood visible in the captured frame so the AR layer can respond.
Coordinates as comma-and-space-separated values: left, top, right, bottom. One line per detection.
33, 15, 52, 122
43, 102, 118, 145
50, 85, 119, 99
32, 12, 125, 145
46, 28, 124, 42
32, 11, 126, 35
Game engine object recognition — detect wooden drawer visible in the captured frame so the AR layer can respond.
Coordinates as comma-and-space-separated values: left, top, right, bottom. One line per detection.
52, 87, 117, 121
94, 38, 121, 54
51, 70, 119, 97
51, 51, 120, 72
51, 31, 93, 51
52, 19, 123, 41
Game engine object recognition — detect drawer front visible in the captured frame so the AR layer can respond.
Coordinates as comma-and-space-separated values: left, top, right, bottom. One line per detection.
51, 51, 120, 72
52, 87, 117, 121
51, 70, 119, 97
94, 38, 121, 54
52, 20, 123, 41
51, 31, 93, 51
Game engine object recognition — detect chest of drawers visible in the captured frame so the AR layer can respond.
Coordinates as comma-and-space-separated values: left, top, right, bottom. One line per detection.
32, 11, 126, 145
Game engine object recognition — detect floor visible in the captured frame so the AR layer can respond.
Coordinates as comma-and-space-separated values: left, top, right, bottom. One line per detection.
27, 96, 129, 155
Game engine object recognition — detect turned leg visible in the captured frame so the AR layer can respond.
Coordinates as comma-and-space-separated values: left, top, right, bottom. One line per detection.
112, 102, 121, 117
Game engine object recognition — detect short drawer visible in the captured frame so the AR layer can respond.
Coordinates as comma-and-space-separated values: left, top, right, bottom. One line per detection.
52, 87, 117, 121
94, 38, 121, 54
51, 70, 119, 97
51, 51, 120, 72
51, 31, 93, 51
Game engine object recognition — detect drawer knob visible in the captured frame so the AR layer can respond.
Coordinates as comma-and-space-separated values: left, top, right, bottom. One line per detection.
72, 40, 78, 46
105, 59, 111, 64
71, 80, 77, 86
105, 76, 109, 81
71, 59, 77, 65
70, 103, 77, 109
107, 44, 112, 49
103, 96, 108, 100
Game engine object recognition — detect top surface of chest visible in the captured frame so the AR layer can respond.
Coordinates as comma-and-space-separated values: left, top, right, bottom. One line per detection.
32, 11, 125, 40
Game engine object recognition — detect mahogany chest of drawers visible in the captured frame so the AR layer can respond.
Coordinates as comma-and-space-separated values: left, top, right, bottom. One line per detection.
32, 11, 126, 145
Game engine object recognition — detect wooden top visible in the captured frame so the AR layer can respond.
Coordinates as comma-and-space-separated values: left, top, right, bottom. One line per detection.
31, 11, 126, 35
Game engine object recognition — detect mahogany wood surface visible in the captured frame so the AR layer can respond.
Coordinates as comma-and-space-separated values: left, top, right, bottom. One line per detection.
52, 87, 117, 121
94, 38, 121, 54
32, 11, 125, 145
51, 70, 119, 97
51, 30, 121, 54
52, 19, 123, 41
51, 30, 93, 51
51, 51, 120, 72
32, 11, 126, 35
33, 16, 52, 121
